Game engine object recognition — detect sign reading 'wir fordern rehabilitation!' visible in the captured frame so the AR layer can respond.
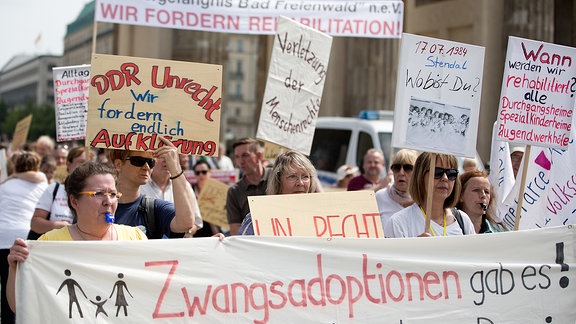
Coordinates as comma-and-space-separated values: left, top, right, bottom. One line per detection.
87, 54, 222, 156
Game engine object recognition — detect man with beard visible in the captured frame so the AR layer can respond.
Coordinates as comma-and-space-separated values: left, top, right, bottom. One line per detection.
347, 149, 388, 191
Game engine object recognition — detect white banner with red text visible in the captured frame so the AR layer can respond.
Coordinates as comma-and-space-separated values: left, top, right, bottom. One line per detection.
16, 226, 576, 323
95, 0, 403, 38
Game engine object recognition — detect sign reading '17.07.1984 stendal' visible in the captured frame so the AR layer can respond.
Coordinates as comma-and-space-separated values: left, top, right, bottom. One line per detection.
497, 37, 576, 149
86, 54, 222, 156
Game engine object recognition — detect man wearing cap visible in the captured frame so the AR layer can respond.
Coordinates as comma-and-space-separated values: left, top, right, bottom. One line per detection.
510, 146, 524, 179
334, 165, 359, 189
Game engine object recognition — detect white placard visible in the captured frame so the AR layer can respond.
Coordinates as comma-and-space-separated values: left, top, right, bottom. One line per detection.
256, 16, 332, 155
53, 65, 90, 141
496, 36, 576, 149
392, 33, 485, 157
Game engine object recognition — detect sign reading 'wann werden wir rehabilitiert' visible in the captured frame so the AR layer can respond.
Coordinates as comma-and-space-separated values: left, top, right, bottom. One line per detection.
87, 54, 222, 156
496, 36, 576, 149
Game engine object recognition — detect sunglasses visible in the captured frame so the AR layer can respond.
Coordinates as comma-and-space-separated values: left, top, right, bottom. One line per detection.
194, 170, 209, 176
125, 156, 156, 168
391, 164, 413, 172
433, 167, 459, 180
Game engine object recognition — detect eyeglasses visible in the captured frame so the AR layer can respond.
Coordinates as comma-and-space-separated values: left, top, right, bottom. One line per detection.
78, 191, 123, 200
285, 174, 311, 183
433, 167, 459, 181
391, 164, 414, 172
194, 170, 209, 176
125, 156, 156, 168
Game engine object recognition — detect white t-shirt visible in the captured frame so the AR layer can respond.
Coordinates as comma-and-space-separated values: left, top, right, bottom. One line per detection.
387, 203, 475, 238
0, 178, 48, 248
35, 182, 74, 224
140, 179, 203, 228
375, 187, 404, 235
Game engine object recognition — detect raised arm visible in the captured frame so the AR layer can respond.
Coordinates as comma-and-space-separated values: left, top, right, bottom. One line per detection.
154, 137, 197, 233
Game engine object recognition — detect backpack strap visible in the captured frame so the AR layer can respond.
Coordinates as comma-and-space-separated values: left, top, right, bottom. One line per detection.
139, 196, 157, 239
46, 182, 60, 219
451, 207, 467, 235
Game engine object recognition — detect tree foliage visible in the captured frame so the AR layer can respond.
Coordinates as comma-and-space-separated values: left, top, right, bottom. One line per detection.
0, 100, 56, 143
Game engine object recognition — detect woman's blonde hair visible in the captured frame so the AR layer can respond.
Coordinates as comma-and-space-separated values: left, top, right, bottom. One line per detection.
266, 151, 318, 195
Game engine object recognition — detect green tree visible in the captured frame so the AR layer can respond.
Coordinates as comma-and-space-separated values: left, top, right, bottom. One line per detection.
1, 101, 56, 143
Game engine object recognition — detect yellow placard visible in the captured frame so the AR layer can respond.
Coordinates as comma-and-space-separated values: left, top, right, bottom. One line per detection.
12, 114, 33, 149
87, 54, 222, 156
249, 191, 383, 238
197, 178, 229, 228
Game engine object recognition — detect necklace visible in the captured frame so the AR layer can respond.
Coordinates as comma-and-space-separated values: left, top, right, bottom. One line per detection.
75, 224, 111, 240
419, 205, 446, 236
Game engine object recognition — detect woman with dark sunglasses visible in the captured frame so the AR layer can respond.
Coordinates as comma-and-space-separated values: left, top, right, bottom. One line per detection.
387, 151, 475, 238
188, 160, 220, 237
375, 149, 418, 236
109, 136, 201, 239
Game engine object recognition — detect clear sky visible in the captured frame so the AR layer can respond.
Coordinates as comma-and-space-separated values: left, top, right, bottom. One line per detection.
0, 0, 90, 70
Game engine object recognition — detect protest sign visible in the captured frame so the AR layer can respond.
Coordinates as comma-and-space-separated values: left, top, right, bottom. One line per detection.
488, 122, 515, 222
184, 169, 238, 186
249, 191, 383, 238
197, 178, 229, 228
501, 125, 576, 230
86, 54, 222, 156
256, 17, 332, 155
11, 114, 32, 149
16, 226, 576, 323
262, 140, 287, 161
95, 0, 403, 38
496, 37, 576, 149
392, 33, 484, 157
52, 65, 90, 141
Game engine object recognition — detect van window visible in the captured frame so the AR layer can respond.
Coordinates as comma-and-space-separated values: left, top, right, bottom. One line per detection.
310, 129, 351, 173
356, 131, 374, 168
379, 132, 393, 165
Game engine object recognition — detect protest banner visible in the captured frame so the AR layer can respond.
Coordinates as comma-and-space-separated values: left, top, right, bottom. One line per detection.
392, 33, 485, 158
496, 36, 576, 149
16, 226, 576, 323
86, 54, 222, 156
95, 0, 403, 38
184, 169, 238, 186
501, 126, 576, 230
249, 191, 383, 238
52, 65, 90, 142
197, 178, 229, 229
255, 17, 332, 155
11, 114, 32, 149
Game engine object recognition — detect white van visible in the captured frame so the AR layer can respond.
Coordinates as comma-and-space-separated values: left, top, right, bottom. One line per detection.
309, 111, 483, 187
309, 112, 394, 187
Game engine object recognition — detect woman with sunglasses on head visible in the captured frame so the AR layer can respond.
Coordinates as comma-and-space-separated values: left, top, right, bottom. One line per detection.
456, 170, 508, 234
6, 162, 146, 314
109, 136, 201, 239
238, 150, 319, 235
387, 152, 475, 238
375, 149, 418, 236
